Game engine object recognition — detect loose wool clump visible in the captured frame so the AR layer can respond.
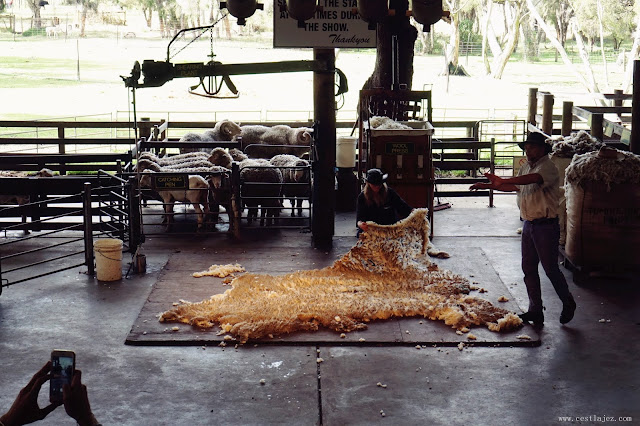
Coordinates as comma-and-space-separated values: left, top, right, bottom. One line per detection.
369, 116, 413, 130
565, 146, 640, 189
193, 264, 246, 278
552, 130, 604, 158
159, 209, 522, 342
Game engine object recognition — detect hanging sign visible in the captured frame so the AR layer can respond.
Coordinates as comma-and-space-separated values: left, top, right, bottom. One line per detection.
274, 0, 376, 48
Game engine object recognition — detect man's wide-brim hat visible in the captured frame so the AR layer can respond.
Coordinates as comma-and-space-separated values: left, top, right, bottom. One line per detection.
518, 132, 553, 154
366, 168, 388, 185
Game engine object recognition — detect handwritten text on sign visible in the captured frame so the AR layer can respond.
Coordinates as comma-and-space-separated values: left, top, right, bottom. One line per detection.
273, 0, 376, 48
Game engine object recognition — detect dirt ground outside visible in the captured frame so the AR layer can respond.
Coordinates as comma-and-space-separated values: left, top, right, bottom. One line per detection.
0, 35, 629, 122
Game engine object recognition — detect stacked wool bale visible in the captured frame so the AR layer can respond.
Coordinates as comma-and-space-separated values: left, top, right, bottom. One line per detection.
159, 209, 522, 343
564, 146, 640, 270
550, 130, 605, 245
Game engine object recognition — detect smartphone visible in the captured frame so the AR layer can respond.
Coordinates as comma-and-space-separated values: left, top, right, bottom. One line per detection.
50, 350, 75, 403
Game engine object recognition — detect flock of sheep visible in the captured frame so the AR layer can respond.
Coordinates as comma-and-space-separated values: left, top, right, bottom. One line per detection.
135, 120, 313, 232
0, 120, 313, 235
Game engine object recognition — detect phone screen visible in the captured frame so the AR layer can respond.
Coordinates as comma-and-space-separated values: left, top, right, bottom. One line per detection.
50, 351, 75, 403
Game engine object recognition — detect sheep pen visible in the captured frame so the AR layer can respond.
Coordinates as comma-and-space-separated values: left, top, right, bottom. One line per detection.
136, 152, 231, 231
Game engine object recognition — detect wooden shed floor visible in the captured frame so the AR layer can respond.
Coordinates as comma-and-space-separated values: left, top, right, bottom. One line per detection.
126, 242, 540, 347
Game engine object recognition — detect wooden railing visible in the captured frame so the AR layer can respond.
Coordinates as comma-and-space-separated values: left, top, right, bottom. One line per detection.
527, 87, 635, 152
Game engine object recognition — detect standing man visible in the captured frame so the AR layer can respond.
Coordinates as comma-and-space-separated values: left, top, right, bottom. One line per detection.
470, 132, 576, 326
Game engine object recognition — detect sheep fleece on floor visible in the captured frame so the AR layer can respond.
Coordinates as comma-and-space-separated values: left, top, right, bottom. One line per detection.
159, 209, 522, 342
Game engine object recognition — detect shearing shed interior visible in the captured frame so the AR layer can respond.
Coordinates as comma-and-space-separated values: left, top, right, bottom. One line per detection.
0, 0, 639, 425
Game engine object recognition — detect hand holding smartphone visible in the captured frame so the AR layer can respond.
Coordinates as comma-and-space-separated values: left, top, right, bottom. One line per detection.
50, 350, 75, 404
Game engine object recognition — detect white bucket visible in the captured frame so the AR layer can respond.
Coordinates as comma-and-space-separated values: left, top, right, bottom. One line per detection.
336, 136, 357, 168
94, 238, 123, 281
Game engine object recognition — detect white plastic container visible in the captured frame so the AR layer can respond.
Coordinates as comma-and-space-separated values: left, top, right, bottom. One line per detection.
94, 238, 123, 281
336, 136, 357, 168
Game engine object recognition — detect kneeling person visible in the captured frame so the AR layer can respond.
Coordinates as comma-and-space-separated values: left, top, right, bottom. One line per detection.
356, 168, 413, 236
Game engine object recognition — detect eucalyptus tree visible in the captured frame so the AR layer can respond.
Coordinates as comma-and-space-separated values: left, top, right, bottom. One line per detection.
65, 0, 100, 37
572, 0, 634, 50
623, 2, 640, 92
26, 0, 43, 28
477, 0, 526, 78
363, 0, 417, 91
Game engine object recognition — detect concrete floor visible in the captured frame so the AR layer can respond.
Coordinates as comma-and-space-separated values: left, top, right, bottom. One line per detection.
1, 194, 638, 425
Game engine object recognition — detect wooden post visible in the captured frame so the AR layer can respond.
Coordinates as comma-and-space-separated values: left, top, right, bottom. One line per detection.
590, 113, 604, 142
83, 182, 94, 276
561, 101, 573, 136
58, 127, 67, 175
138, 117, 152, 141
312, 48, 336, 250
631, 60, 640, 154
527, 87, 538, 126
541, 93, 554, 135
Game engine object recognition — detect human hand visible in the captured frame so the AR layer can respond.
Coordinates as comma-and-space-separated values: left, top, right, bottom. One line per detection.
63, 370, 98, 426
357, 221, 368, 232
483, 172, 503, 187
469, 182, 489, 191
0, 361, 59, 426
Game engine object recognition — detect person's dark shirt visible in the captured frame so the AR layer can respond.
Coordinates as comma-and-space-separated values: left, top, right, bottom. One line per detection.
356, 187, 412, 230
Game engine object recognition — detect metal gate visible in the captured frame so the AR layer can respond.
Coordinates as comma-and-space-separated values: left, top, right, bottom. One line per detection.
0, 172, 139, 294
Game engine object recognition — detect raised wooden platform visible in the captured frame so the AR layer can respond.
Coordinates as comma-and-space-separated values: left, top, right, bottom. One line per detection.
126, 245, 540, 347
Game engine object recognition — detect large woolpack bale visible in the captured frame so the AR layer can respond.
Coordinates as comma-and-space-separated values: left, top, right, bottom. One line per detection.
550, 154, 573, 246
564, 147, 640, 271
551, 130, 604, 246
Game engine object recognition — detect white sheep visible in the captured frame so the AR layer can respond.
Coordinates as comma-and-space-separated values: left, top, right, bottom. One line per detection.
203, 119, 242, 142
137, 153, 229, 174
229, 148, 248, 162
234, 125, 270, 148
178, 132, 205, 154
208, 147, 234, 170
179, 120, 242, 154
261, 125, 312, 146
269, 154, 311, 217
139, 172, 211, 231
206, 172, 236, 232
239, 159, 283, 227
139, 151, 210, 166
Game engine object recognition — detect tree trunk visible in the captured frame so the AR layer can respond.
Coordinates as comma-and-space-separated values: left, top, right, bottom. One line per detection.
623, 15, 640, 93
144, 8, 153, 28
28, 0, 42, 29
490, 1, 524, 79
481, 0, 492, 74
80, 6, 87, 37
447, 10, 460, 67
570, 18, 602, 97
522, 11, 536, 62
596, 0, 610, 91
526, 0, 599, 95
363, 0, 417, 91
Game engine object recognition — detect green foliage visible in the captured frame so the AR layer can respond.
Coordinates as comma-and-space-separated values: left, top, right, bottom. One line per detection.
572, 0, 635, 48
459, 19, 481, 44
22, 27, 46, 37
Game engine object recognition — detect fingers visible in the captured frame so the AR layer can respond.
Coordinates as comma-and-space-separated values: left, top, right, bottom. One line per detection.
41, 402, 59, 418
24, 361, 52, 394
72, 369, 82, 387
